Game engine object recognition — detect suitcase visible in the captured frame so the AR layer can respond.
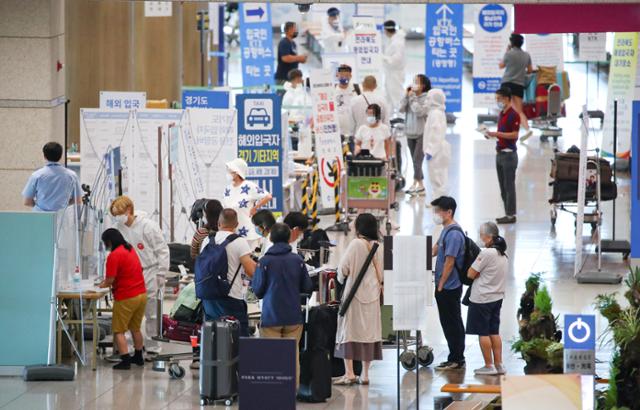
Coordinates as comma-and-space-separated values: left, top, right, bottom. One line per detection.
169, 243, 194, 273
298, 304, 333, 403
200, 318, 239, 406
325, 304, 362, 378
162, 314, 201, 343
551, 153, 613, 183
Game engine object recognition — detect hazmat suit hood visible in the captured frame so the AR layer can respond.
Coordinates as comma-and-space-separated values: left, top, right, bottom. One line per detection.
426, 88, 446, 112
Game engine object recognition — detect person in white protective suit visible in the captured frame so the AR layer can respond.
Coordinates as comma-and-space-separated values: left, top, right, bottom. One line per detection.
321, 7, 346, 54
110, 195, 170, 358
282, 69, 312, 124
423, 89, 451, 203
382, 20, 406, 113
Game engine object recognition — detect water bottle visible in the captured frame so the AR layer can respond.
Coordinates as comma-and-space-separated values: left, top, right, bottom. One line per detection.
73, 267, 81, 290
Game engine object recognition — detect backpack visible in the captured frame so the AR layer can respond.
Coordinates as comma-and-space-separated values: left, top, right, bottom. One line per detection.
442, 226, 480, 286
299, 228, 331, 268
194, 233, 242, 299
169, 282, 202, 323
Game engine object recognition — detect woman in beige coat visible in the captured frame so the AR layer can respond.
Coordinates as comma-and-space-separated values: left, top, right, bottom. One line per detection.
334, 213, 383, 386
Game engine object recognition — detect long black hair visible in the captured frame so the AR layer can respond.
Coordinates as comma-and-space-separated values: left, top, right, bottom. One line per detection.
416, 74, 432, 93
204, 199, 223, 231
102, 228, 132, 252
491, 235, 508, 256
355, 213, 379, 241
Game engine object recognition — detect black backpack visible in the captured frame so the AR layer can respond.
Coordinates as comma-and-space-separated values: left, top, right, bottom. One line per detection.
442, 226, 480, 286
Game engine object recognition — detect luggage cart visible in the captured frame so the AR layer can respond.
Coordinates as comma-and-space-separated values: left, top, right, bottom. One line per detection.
341, 152, 400, 235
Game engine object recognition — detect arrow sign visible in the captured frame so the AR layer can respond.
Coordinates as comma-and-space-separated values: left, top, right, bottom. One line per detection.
246, 7, 264, 19
436, 4, 454, 19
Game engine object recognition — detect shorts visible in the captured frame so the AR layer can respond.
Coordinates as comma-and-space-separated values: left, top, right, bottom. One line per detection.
501, 82, 525, 99
466, 299, 502, 336
112, 293, 148, 333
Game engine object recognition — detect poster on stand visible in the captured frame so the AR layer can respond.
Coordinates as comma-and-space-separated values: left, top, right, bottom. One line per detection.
309, 69, 344, 210
99, 91, 146, 110
355, 4, 385, 29
602, 33, 639, 155
473, 4, 511, 108
578, 33, 607, 62
425, 4, 464, 112
525, 34, 564, 70
349, 17, 383, 83
239, 3, 274, 90
236, 94, 284, 212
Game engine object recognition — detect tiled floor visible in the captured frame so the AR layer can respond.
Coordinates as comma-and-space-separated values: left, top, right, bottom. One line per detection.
0, 38, 630, 409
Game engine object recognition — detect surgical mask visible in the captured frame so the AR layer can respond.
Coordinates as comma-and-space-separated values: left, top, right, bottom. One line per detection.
432, 213, 444, 225
338, 77, 349, 86
476, 238, 486, 249
412, 83, 421, 92
497, 101, 506, 110
366, 116, 376, 125
330, 20, 340, 29
226, 173, 234, 183
292, 31, 299, 39
255, 226, 263, 237
113, 214, 128, 225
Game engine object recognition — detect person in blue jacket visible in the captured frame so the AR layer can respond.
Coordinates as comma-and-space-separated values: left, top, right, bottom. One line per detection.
253, 222, 312, 388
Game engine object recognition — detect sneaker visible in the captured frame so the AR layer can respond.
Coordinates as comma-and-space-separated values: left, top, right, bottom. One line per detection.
474, 365, 498, 375
495, 364, 507, 375
106, 353, 122, 363
496, 215, 516, 224
405, 186, 417, 194
435, 361, 453, 370
131, 350, 144, 367
446, 361, 466, 370
413, 187, 426, 196
520, 130, 533, 143
113, 354, 131, 370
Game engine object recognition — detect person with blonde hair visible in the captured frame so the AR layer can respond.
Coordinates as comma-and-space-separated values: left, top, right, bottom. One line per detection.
110, 195, 169, 358
350, 75, 390, 131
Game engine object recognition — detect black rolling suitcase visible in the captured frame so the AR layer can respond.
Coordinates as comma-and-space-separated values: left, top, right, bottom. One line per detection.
297, 304, 333, 403
199, 318, 240, 406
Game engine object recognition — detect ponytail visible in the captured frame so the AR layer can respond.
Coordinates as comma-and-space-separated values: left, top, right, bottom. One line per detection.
491, 235, 507, 256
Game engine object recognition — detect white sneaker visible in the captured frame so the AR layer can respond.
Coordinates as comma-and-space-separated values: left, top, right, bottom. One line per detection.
495, 364, 507, 375
474, 365, 498, 375
520, 130, 533, 143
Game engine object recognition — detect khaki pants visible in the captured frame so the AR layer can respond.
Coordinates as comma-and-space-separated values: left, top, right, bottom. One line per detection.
260, 325, 303, 388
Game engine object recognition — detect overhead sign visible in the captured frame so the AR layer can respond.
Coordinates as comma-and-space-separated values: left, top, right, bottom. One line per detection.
578, 33, 607, 62
525, 34, 564, 71
350, 17, 383, 82
426, 4, 464, 112
182, 89, 230, 109
99, 91, 146, 110
239, 3, 274, 89
309, 69, 343, 209
236, 94, 283, 212
473, 4, 511, 108
563, 314, 596, 375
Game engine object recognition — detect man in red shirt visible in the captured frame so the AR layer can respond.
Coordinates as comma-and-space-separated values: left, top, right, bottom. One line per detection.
487, 86, 520, 224
98, 228, 148, 370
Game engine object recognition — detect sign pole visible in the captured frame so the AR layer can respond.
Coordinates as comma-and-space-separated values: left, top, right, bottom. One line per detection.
157, 126, 163, 230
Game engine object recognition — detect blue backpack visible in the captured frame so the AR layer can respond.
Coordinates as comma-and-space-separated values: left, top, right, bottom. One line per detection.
195, 233, 242, 300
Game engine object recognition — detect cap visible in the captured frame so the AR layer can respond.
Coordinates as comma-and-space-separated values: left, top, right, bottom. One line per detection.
383, 20, 397, 30
226, 158, 249, 180
327, 7, 340, 17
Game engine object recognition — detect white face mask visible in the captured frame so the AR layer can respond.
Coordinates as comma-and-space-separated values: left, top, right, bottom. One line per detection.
113, 214, 128, 225
476, 238, 486, 248
412, 83, 421, 92
497, 101, 506, 110
226, 173, 234, 183
366, 116, 377, 125
432, 213, 444, 225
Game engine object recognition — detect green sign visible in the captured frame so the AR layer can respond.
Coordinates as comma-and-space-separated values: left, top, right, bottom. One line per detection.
347, 177, 388, 200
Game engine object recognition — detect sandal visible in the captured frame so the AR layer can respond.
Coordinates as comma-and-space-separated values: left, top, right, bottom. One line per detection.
357, 377, 370, 385
333, 376, 357, 386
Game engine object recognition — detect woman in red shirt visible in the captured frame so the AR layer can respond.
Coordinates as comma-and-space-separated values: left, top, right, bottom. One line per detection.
98, 228, 148, 370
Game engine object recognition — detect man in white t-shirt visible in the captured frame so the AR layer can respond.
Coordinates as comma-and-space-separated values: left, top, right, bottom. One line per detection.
350, 75, 390, 131
354, 103, 391, 160
335, 64, 360, 137
200, 208, 257, 336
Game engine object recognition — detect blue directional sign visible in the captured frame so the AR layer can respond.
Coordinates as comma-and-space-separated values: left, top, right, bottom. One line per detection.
182, 89, 230, 109
236, 93, 283, 212
425, 4, 463, 112
239, 3, 274, 90
564, 314, 596, 350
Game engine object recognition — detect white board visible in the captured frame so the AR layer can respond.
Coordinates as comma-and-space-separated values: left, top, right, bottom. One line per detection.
578, 33, 606, 62
525, 34, 564, 71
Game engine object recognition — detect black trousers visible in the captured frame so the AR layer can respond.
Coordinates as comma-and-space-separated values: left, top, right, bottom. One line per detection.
435, 286, 466, 363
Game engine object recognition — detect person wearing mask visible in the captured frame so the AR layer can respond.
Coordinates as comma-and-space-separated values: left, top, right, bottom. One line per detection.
399, 74, 431, 195
190, 199, 223, 260
251, 209, 276, 258
354, 104, 391, 160
382, 20, 406, 112
499, 33, 533, 141
275, 22, 307, 93
335, 64, 360, 138
199, 209, 257, 336
253, 223, 313, 388
350, 75, 390, 131
223, 158, 273, 244
466, 222, 508, 376
22, 142, 82, 212
110, 195, 169, 359
282, 211, 309, 254
430, 196, 466, 370
282, 69, 312, 123
98, 228, 147, 370
423, 89, 451, 202
334, 213, 383, 386
321, 7, 346, 54
486, 87, 520, 224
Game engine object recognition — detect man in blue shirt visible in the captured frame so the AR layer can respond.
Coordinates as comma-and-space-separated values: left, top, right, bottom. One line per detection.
431, 196, 466, 370
22, 142, 82, 212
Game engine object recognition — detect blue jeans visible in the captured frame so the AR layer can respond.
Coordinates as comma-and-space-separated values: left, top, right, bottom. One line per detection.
202, 297, 250, 337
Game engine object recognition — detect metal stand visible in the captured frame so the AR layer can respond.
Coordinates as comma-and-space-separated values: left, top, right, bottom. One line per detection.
599, 100, 631, 258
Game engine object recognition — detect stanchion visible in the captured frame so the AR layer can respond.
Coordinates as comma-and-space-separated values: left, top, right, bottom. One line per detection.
310, 167, 319, 229
300, 170, 310, 217
326, 161, 349, 234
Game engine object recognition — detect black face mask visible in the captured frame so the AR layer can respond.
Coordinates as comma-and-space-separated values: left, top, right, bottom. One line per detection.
292, 31, 299, 39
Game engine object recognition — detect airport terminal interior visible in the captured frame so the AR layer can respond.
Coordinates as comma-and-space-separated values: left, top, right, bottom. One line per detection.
1, 1, 639, 409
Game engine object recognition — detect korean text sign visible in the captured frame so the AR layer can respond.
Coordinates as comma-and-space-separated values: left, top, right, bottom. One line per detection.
350, 17, 383, 82
239, 3, 274, 89
236, 94, 283, 212
473, 4, 511, 108
182, 89, 230, 109
99, 91, 146, 110
426, 4, 464, 112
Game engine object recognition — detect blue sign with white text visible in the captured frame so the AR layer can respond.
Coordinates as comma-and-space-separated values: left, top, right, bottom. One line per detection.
477, 4, 508, 33
564, 314, 596, 350
236, 94, 283, 212
239, 3, 275, 90
426, 4, 463, 112
182, 89, 230, 109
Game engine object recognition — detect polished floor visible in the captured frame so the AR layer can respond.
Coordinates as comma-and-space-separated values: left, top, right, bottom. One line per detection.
0, 38, 631, 409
